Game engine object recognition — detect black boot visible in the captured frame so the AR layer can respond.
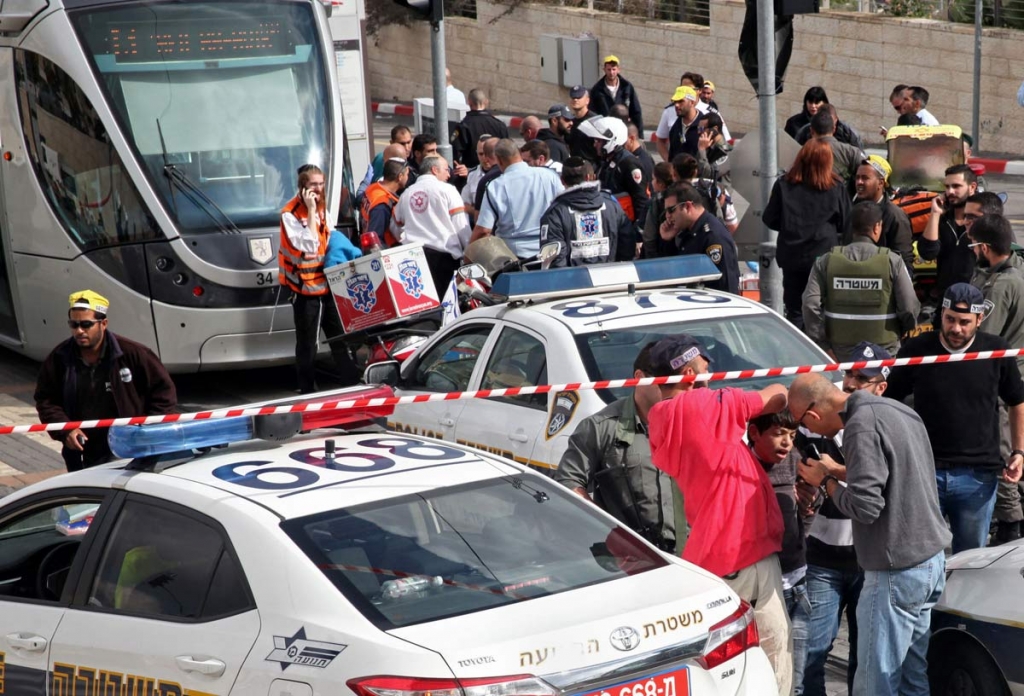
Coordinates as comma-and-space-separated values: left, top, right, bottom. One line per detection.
996, 521, 1021, 544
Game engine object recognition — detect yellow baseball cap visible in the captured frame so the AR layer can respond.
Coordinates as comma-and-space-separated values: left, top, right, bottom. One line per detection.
69, 290, 110, 315
703, 80, 715, 90
603, 55, 620, 65
863, 154, 892, 183
671, 86, 698, 103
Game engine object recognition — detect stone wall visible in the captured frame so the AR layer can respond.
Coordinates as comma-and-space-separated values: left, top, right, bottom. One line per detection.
367, 1, 1024, 154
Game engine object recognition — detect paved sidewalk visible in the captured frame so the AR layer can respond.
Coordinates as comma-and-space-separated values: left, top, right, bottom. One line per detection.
0, 351, 64, 497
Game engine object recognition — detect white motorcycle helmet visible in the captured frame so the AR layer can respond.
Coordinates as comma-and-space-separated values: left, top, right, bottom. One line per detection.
577, 116, 627, 155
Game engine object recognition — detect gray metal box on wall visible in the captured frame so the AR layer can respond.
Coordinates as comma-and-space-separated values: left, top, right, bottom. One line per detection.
562, 37, 599, 89
539, 35, 562, 86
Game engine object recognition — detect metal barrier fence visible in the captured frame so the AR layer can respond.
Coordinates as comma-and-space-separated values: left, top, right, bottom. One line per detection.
531, 0, 711, 26
828, 0, 1023, 28
515, 0, 1019, 30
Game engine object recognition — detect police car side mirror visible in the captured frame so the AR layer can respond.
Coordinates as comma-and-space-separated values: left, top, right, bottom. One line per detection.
458, 263, 488, 281
363, 361, 400, 388
539, 242, 561, 263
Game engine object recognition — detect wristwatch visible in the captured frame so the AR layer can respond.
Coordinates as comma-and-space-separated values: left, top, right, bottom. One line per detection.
820, 475, 840, 496
1011, 449, 1024, 459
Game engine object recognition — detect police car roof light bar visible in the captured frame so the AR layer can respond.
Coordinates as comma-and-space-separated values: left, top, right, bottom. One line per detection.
108, 385, 396, 461
490, 256, 723, 302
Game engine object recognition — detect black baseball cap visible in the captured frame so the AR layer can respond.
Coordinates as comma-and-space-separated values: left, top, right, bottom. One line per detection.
649, 335, 713, 377
942, 282, 986, 314
569, 85, 588, 99
848, 341, 892, 379
547, 104, 572, 120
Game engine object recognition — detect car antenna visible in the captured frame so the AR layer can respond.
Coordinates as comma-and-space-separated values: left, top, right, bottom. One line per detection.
324, 438, 336, 466
627, 282, 636, 296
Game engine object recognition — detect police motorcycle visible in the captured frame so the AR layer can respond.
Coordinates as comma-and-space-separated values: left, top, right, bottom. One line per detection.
359, 239, 561, 367
456, 237, 563, 310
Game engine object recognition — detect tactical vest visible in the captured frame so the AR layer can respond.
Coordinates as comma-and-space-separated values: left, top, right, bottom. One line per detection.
278, 195, 329, 295
824, 246, 899, 346
360, 182, 399, 247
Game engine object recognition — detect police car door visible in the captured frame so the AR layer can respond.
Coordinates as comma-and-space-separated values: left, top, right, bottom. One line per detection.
453, 325, 552, 471
0, 490, 113, 693
391, 322, 498, 442
49, 493, 259, 693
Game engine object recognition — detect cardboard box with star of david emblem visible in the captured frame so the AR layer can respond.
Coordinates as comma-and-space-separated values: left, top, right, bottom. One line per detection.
326, 242, 440, 333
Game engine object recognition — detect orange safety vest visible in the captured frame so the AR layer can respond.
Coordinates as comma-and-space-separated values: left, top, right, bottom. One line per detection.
278, 195, 329, 295
895, 191, 939, 236
360, 182, 400, 247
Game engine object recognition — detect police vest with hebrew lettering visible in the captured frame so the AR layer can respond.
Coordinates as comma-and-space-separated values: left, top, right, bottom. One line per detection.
824, 246, 899, 346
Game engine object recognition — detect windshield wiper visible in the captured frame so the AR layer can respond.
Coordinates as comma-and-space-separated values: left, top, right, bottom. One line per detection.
156, 118, 242, 235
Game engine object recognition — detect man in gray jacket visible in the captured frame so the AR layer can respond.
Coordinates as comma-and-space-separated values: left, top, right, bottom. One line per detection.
789, 373, 951, 696
970, 212, 1024, 542
555, 342, 677, 552
803, 201, 919, 360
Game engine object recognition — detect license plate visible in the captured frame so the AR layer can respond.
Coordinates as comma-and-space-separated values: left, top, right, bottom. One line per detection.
578, 666, 690, 696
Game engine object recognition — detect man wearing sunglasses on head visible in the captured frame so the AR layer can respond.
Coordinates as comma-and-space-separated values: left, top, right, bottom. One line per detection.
35, 291, 177, 471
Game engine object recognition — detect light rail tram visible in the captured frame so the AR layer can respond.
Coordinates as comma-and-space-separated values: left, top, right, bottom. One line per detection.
0, 0, 357, 371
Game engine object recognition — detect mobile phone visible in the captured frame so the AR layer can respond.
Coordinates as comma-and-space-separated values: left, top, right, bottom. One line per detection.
799, 441, 821, 462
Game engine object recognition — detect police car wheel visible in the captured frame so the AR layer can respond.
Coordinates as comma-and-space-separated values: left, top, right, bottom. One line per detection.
928, 638, 1010, 696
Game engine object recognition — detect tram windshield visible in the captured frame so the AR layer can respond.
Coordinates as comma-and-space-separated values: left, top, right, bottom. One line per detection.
71, 0, 333, 234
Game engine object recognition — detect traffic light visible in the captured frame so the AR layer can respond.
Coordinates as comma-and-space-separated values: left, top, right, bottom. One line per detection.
393, 0, 443, 23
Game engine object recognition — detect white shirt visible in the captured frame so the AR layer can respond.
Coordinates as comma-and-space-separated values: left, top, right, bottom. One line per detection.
281, 210, 323, 254
655, 103, 732, 141
462, 165, 487, 207
544, 159, 563, 175
917, 108, 940, 126
394, 174, 472, 259
447, 85, 468, 107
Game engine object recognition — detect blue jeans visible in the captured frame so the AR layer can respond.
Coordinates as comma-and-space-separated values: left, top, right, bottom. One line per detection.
784, 581, 811, 696
853, 550, 945, 696
803, 565, 863, 696
935, 467, 999, 553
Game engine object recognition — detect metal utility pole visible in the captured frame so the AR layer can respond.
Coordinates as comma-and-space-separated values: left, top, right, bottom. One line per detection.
430, 0, 452, 164
971, 0, 982, 150
756, 0, 782, 313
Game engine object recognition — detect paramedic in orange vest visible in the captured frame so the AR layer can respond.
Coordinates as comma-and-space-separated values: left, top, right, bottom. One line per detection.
360, 158, 408, 247
279, 164, 360, 393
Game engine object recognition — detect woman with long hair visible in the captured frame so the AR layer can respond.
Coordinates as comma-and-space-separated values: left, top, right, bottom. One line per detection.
763, 139, 851, 327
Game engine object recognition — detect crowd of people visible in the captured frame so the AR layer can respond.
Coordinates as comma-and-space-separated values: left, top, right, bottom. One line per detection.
355, 58, 744, 295
29, 61, 1024, 696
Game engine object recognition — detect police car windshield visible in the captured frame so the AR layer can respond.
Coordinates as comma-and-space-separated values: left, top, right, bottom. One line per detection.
576, 314, 840, 403
283, 476, 667, 629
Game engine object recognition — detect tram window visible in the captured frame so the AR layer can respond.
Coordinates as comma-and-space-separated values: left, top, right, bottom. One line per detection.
70, 1, 337, 233
13, 51, 161, 251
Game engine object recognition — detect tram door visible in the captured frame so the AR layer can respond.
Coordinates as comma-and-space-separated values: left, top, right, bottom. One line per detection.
0, 51, 20, 342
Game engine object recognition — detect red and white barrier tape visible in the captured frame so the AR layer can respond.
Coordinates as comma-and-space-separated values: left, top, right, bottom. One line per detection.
10, 348, 1022, 436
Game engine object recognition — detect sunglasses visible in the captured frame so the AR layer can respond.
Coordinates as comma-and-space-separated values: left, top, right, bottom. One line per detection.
664, 201, 688, 216
844, 370, 883, 385
796, 400, 816, 427
68, 320, 101, 330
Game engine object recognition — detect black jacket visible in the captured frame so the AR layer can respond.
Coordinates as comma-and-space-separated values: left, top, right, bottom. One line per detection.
667, 111, 703, 162
655, 210, 739, 294
597, 147, 650, 231
540, 181, 632, 267
763, 177, 851, 271
589, 76, 644, 138
452, 110, 509, 169
566, 112, 601, 165
35, 332, 178, 467
794, 120, 864, 151
535, 129, 570, 163
916, 209, 975, 298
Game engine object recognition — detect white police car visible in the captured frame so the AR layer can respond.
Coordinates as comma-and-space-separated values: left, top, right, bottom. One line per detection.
367, 257, 836, 473
0, 386, 777, 695
928, 542, 1024, 695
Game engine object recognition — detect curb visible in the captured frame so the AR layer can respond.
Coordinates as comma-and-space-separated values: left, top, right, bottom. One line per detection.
372, 102, 523, 131
371, 102, 1022, 174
